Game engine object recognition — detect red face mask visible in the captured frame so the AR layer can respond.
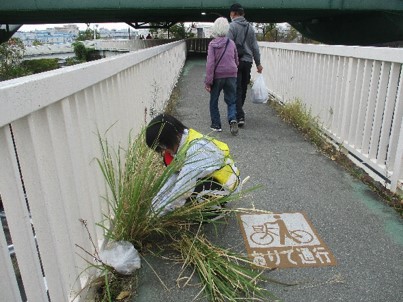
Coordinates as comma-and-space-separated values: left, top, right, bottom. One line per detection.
163, 151, 174, 166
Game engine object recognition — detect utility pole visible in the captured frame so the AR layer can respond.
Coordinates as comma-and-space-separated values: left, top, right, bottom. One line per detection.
93, 24, 98, 40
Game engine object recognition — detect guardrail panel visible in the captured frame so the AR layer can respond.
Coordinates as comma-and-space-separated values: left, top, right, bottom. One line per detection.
0, 41, 186, 301
255, 42, 403, 192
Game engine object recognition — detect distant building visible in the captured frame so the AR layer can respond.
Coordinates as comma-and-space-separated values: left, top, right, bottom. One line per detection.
15, 25, 145, 46
15, 25, 80, 46
53, 24, 80, 34
98, 27, 142, 40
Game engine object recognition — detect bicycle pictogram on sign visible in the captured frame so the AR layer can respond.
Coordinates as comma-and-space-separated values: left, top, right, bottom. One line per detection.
250, 214, 314, 246
238, 212, 336, 268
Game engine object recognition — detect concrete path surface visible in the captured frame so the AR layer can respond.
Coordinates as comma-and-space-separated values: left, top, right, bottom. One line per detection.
134, 57, 403, 302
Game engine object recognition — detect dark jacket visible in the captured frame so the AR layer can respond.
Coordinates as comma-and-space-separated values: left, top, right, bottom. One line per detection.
227, 17, 261, 66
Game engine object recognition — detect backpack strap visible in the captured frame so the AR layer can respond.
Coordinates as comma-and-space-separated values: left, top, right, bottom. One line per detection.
235, 23, 250, 46
241, 24, 249, 46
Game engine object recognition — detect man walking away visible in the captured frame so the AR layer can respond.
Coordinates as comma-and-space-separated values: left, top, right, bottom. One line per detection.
227, 3, 263, 127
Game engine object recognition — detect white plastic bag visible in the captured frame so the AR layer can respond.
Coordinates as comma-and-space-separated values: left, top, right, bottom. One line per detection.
99, 241, 141, 275
251, 74, 269, 104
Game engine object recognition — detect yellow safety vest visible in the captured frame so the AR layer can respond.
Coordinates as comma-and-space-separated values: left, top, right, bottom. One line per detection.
186, 129, 240, 190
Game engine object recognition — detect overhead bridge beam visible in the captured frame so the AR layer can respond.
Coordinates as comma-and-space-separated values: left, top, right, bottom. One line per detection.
0, 0, 402, 45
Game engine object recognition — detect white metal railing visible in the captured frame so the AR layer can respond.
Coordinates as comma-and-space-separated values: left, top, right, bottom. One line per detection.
0, 40, 186, 302
255, 42, 403, 193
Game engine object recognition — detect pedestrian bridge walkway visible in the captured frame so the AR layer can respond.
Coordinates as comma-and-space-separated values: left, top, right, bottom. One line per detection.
0, 40, 402, 301
135, 53, 403, 302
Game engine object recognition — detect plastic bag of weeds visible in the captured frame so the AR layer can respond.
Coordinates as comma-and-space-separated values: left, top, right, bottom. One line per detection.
99, 241, 141, 275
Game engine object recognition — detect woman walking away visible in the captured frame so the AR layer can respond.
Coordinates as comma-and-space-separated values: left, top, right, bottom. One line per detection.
205, 17, 239, 135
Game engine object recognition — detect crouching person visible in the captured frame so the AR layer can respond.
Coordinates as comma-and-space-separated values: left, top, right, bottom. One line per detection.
145, 114, 240, 217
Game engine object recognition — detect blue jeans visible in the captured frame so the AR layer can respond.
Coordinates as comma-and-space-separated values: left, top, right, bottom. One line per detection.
209, 77, 237, 127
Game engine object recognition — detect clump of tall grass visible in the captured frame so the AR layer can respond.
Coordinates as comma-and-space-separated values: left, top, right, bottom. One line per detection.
94, 128, 279, 301
175, 232, 277, 302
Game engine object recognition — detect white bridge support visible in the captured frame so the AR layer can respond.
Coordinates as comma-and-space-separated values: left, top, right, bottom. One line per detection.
256, 42, 403, 193
0, 40, 186, 302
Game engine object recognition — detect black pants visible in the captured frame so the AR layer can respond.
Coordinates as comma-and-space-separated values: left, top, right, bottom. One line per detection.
192, 178, 224, 196
186, 178, 224, 202
188, 178, 227, 214
236, 61, 253, 120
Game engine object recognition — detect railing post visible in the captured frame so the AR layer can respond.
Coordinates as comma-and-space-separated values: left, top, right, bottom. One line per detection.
0, 217, 22, 302
391, 117, 403, 192
0, 126, 49, 302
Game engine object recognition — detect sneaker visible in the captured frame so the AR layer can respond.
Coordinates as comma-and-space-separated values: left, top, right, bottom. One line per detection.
229, 120, 238, 136
238, 118, 245, 127
210, 125, 222, 132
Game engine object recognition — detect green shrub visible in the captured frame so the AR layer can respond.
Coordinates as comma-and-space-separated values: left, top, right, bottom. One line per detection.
73, 42, 88, 61
21, 58, 59, 74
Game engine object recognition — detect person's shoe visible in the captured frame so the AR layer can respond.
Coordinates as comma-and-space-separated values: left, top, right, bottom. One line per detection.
230, 120, 238, 136
210, 125, 222, 132
238, 117, 245, 127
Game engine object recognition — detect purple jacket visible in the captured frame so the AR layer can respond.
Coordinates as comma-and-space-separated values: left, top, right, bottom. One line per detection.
205, 37, 239, 86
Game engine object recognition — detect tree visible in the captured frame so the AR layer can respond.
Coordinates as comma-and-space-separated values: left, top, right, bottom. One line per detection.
169, 23, 195, 39
281, 24, 299, 42
0, 37, 29, 81
76, 24, 99, 41
146, 22, 195, 39
256, 23, 279, 42
72, 42, 88, 61
255, 23, 319, 44
68, 41, 100, 65
76, 29, 98, 41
